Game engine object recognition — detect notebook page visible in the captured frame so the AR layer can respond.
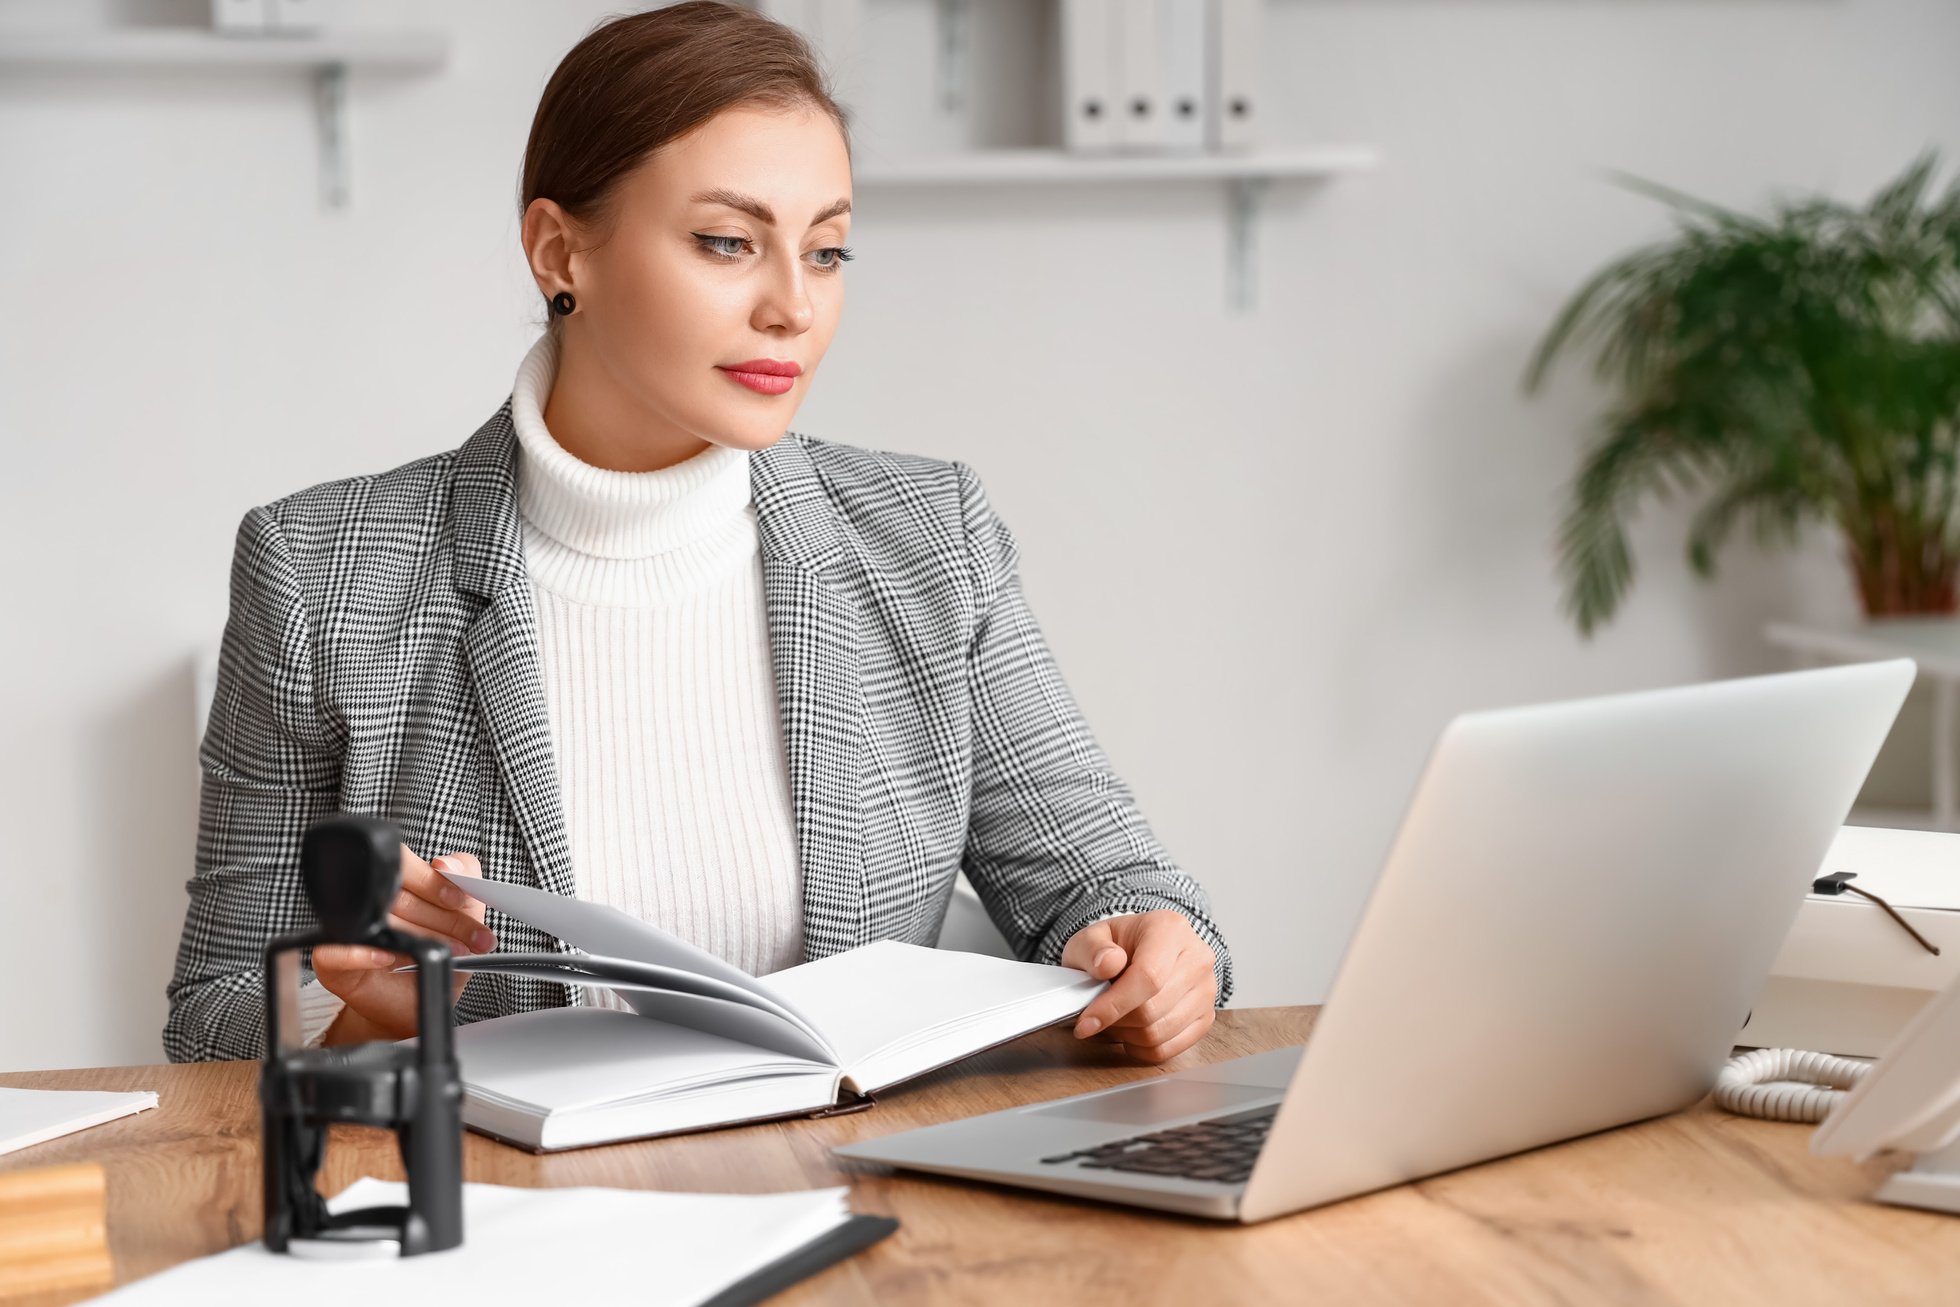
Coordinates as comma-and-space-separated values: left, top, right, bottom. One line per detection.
446, 871, 822, 1033
764, 941, 1105, 1085
443, 951, 807, 1024
452, 1008, 833, 1115
428, 953, 836, 1062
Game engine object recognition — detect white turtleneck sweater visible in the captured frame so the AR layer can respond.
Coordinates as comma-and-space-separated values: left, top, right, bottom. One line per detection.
298, 332, 805, 1043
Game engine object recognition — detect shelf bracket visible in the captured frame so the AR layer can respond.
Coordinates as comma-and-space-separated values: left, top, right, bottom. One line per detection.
935, 0, 970, 113
1226, 175, 1269, 312
315, 61, 349, 210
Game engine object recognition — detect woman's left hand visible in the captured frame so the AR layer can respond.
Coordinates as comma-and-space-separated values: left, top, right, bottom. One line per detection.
1061, 910, 1218, 1064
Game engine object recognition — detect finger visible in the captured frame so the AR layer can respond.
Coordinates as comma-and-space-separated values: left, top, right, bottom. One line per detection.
1105, 974, 1203, 1033
315, 903, 490, 972
1118, 1008, 1215, 1065
1107, 983, 1209, 1049
1074, 931, 1187, 1038
436, 852, 486, 896
386, 891, 495, 954
377, 910, 488, 963
312, 943, 403, 972
322, 941, 480, 993
430, 854, 489, 925
1106, 955, 1214, 1029
310, 959, 377, 1010
312, 955, 418, 1039
1060, 921, 1127, 980
395, 844, 458, 908
398, 846, 480, 916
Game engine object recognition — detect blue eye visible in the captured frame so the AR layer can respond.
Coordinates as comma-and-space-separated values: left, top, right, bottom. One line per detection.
691, 233, 854, 274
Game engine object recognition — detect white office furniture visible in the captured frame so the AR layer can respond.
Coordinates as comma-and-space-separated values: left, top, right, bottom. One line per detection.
852, 1, 1376, 311
0, 26, 448, 208
0, 9, 1367, 304
1766, 618, 1960, 831
855, 145, 1376, 313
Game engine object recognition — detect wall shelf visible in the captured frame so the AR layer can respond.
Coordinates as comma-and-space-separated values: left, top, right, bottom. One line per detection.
855, 146, 1379, 310
0, 27, 449, 210
854, 144, 1377, 186
0, 23, 1372, 304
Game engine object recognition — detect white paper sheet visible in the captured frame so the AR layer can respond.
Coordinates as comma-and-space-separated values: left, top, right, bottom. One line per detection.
0, 1086, 156, 1157
438, 954, 836, 1063
765, 940, 1105, 1075
444, 871, 824, 1034
453, 1008, 833, 1113
446, 871, 751, 985
87, 1176, 853, 1306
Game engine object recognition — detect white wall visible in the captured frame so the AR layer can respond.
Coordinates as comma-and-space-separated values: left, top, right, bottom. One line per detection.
4, 0, 1957, 1071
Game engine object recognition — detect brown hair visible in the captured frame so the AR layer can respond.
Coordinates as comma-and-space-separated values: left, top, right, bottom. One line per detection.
519, 1, 853, 330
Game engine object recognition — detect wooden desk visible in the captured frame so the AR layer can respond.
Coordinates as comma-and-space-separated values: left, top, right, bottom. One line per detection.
2, 1006, 1952, 1304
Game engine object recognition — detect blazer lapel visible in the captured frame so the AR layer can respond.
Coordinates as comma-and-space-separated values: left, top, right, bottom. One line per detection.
451, 403, 576, 899
450, 401, 867, 956
751, 435, 869, 959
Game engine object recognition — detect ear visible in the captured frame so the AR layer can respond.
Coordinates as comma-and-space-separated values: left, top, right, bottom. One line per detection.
521, 197, 582, 300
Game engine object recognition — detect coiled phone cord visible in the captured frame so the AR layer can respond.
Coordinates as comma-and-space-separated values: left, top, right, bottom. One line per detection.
1714, 1047, 1870, 1123
1711, 871, 1931, 1123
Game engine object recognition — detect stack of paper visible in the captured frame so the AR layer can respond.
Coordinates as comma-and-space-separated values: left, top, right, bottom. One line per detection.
0, 1088, 157, 1157
90, 1177, 864, 1305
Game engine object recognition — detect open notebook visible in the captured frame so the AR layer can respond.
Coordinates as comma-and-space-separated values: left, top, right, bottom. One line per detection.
428, 872, 1106, 1151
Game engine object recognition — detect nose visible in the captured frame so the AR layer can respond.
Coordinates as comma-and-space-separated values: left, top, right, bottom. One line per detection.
752, 245, 815, 335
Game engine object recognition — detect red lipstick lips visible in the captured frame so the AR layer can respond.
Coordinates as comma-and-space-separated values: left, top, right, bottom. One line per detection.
717, 358, 801, 396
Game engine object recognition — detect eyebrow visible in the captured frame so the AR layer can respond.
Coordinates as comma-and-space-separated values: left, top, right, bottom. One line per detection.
689, 188, 851, 228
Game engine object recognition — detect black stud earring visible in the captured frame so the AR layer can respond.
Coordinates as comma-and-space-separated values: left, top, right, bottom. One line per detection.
551, 291, 576, 316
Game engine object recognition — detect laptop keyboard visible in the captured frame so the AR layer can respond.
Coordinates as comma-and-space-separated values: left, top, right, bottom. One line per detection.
1038, 1103, 1277, 1185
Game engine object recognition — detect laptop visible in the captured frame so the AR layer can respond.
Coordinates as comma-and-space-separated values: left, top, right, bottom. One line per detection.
834, 659, 1916, 1222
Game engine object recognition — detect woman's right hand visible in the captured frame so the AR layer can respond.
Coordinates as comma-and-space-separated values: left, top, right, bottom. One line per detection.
312, 846, 496, 1044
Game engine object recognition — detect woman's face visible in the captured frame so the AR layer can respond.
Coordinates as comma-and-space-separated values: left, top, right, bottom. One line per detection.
527, 102, 853, 465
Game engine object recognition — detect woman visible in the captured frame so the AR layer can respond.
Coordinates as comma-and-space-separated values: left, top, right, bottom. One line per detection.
166, 1, 1232, 1068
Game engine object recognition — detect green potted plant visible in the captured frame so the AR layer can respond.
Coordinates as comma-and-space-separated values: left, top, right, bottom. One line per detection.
1525, 154, 1960, 636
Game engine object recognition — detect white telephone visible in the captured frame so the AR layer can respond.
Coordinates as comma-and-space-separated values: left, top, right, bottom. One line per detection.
1802, 961, 1960, 1214
1712, 832, 1954, 1132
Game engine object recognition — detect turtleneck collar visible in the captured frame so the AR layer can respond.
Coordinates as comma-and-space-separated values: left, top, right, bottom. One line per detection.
510, 330, 753, 561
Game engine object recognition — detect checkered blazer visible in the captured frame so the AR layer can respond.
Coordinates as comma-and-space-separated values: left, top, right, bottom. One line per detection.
165, 400, 1234, 1062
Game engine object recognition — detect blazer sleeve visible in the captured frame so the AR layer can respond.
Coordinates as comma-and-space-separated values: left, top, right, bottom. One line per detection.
951, 461, 1234, 1005
165, 505, 343, 1062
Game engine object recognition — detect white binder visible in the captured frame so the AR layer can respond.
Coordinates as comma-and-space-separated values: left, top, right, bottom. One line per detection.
1111, 0, 1163, 152
1158, 0, 1207, 153
1061, 0, 1116, 153
1207, 0, 1261, 151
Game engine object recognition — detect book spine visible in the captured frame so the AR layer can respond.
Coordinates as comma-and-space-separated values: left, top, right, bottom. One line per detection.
809, 1088, 879, 1119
